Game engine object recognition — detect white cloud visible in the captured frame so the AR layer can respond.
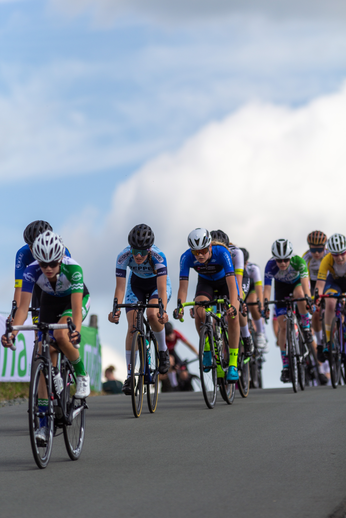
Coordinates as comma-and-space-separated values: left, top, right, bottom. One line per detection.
50, 0, 346, 25
56, 83, 346, 386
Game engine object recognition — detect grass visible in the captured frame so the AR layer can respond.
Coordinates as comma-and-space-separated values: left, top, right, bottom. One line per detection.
0, 382, 30, 401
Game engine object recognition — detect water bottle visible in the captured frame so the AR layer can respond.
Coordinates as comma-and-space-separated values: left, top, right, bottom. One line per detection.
53, 367, 63, 395
146, 340, 151, 366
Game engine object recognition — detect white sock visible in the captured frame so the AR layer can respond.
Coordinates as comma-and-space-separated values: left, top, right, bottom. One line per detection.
315, 330, 323, 345
153, 329, 167, 352
126, 351, 131, 376
168, 372, 178, 387
240, 325, 250, 338
254, 318, 265, 334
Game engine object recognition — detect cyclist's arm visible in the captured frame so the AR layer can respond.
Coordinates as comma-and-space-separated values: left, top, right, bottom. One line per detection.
263, 284, 271, 302
301, 276, 311, 298
254, 283, 264, 305
1, 291, 31, 346
315, 279, 325, 298
177, 279, 189, 305
156, 274, 168, 312
13, 286, 22, 307
71, 292, 83, 333
226, 275, 238, 308
114, 276, 126, 304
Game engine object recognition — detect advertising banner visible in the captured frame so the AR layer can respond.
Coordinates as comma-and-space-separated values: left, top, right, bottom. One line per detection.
0, 314, 102, 391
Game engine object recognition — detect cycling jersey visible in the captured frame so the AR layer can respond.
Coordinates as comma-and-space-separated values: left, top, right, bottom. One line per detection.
264, 256, 309, 286
166, 329, 186, 352
302, 249, 328, 281
14, 244, 71, 289
116, 245, 168, 279
317, 253, 346, 281
229, 245, 244, 277
245, 262, 262, 286
180, 245, 235, 282
21, 256, 85, 297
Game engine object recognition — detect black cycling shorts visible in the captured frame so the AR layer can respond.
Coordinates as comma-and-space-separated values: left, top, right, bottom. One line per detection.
195, 276, 229, 300
274, 279, 301, 317
39, 284, 89, 323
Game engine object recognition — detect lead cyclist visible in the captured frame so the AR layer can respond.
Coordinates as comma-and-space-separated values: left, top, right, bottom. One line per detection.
1, 231, 91, 443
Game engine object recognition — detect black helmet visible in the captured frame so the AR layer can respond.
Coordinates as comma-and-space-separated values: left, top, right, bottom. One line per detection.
165, 322, 174, 335
23, 220, 53, 246
128, 224, 155, 250
210, 229, 229, 246
240, 248, 249, 263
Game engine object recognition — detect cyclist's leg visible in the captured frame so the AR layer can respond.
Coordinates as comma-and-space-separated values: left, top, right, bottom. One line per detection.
239, 274, 254, 356
323, 276, 340, 355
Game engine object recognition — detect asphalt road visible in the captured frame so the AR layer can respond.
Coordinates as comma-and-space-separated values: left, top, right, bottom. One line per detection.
1, 386, 346, 518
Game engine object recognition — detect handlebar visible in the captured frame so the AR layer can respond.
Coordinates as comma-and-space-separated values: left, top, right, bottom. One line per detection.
174, 297, 235, 323
5, 318, 77, 350
112, 297, 164, 324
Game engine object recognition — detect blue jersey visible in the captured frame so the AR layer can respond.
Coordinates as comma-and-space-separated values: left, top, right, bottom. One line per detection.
14, 244, 71, 288
116, 245, 168, 279
179, 245, 235, 282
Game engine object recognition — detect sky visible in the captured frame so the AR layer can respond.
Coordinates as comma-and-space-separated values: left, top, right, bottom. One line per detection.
0, 0, 345, 387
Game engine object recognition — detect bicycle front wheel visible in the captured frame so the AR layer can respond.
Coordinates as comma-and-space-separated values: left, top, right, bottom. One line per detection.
131, 331, 145, 417
298, 335, 306, 391
238, 340, 250, 398
28, 359, 54, 469
287, 322, 298, 393
330, 317, 341, 389
62, 366, 85, 461
219, 378, 236, 404
199, 326, 217, 409
146, 334, 159, 413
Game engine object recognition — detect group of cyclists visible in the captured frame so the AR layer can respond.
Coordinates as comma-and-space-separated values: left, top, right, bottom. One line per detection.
2, 220, 345, 436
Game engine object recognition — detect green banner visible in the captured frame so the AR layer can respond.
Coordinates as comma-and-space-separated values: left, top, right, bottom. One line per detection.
79, 325, 102, 392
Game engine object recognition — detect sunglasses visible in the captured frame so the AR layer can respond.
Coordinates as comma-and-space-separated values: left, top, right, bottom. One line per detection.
310, 247, 325, 253
331, 251, 346, 257
39, 260, 60, 269
192, 247, 209, 256
276, 258, 290, 264
131, 248, 149, 257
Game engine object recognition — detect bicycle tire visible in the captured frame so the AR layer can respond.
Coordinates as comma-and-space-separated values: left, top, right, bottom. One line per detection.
238, 340, 250, 398
298, 334, 306, 391
250, 354, 260, 389
62, 365, 85, 461
146, 334, 159, 413
329, 317, 341, 389
199, 326, 217, 408
28, 359, 54, 469
131, 331, 144, 417
219, 378, 236, 404
287, 321, 298, 393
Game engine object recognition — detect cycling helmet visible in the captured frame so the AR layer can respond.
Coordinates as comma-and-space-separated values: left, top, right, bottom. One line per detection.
32, 231, 65, 263
210, 229, 229, 246
23, 220, 53, 246
271, 239, 293, 259
327, 233, 346, 254
187, 228, 211, 250
240, 248, 249, 263
165, 322, 174, 335
128, 224, 154, 250
307, 231, 327, 246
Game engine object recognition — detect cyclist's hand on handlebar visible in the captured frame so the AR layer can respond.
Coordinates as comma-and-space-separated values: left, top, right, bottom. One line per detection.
261, 308, 270, 320
158, 310, 168, 325
69, 330, 81, 348
173, 307, 184, 321
1, 333, 15, 349
225, 305, 237, 318
108, 310, 120, 323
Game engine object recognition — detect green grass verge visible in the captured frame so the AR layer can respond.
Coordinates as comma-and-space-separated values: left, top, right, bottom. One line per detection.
0, 382, 30, 401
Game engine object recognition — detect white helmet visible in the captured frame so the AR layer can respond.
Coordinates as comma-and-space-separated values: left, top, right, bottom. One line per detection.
32, 231, 65, 263
187, 228, 211, 250
327, 233, 346, 254
271, 238, 293, 259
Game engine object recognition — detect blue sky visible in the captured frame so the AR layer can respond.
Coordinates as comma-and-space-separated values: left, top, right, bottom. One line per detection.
1, 0, 346, 386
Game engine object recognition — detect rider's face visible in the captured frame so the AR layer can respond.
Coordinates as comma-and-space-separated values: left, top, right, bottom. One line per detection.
276, 259, 290, 271
193, 245, 211, 264
333, 252, 346, 265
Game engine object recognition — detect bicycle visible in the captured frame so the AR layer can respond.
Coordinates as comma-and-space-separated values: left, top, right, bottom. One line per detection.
112, 297, 163, 418
264, 296, 311, 393
5, 317, 87, 469
236, 300, 253, 398
315, 292, 346, 389
175, 297, 236, 409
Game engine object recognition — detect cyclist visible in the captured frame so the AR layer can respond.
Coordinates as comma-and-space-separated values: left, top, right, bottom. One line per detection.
302, 231, 329, 383
2, 230, 91, 441
263, 239, 313, 383
315, 233, 346, 361
108, 224, 171, 395
240, 247, 268, 352
210, 230, 253, 357
175, 228, 240, 382
13, 220, 71, 322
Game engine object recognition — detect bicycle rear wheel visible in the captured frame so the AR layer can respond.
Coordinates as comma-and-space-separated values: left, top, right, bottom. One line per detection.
219, 378, 236, 404
330, 317, 341, 389
62, 365, 85, 460
146, 334, 159, 413
287, 322, 298, 393
238, 340, 250, 398
131, 331, 144, 417
298, 334, 306, 391
28, 359, 54, 469
199, 326, 217, 408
